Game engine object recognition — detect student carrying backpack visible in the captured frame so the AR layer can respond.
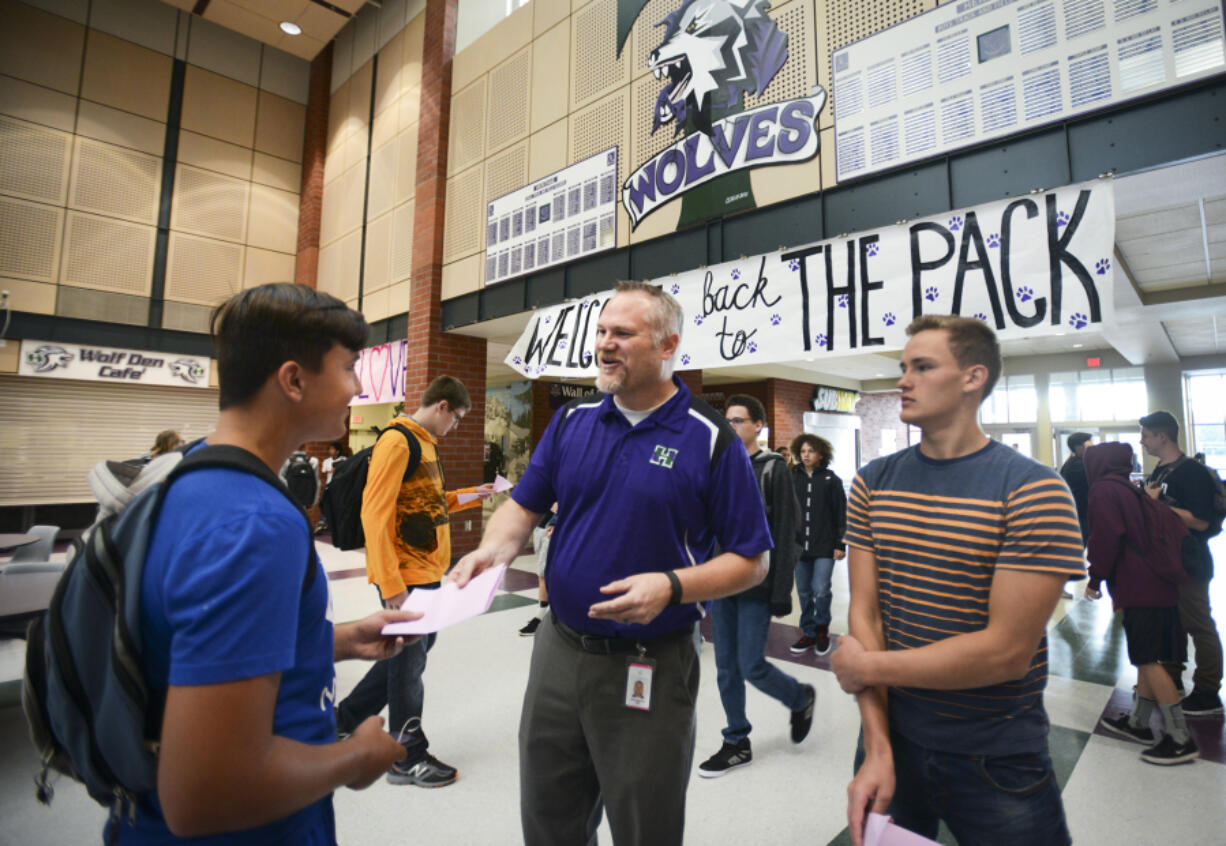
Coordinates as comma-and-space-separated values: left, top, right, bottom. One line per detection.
319, 425, 421, 550
282, 449, 320, 508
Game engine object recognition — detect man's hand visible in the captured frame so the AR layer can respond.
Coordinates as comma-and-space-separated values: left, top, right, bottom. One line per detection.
473, 483, 498, 499
588, 573, 672, 625
382, 591, 408, 611
1084, 585, 1101, 601
344, 716, 406, 790
832, 634, 873, 693
450, 547, 501, 588
1145, 481, 1162, 500
847, 751, 895, 846
335, 610, 421, 662
834, 549, 846, 561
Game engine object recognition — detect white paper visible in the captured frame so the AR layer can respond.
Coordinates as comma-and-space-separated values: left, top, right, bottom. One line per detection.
456, 474, 515, 504
864, 813, 942, 846
380, 564, 507, 635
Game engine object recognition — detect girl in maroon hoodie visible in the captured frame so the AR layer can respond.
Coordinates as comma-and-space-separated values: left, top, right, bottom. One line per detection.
1083, 441, 1198, 765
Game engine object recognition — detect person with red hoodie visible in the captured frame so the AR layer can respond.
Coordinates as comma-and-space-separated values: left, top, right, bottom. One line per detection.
1084, 441, 1199, 765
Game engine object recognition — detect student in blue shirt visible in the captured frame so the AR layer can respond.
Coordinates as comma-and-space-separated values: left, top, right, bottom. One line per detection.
453, 281, 772, 846
115, 283, 417, 845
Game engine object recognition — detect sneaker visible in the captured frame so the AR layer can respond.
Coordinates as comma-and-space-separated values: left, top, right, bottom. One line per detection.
519, 616, 542, 637
1098, 714, 1154, 744
789, 635, 816, 654
1141, 735, 1199, 766
387, 753, 458, 787
697, 740, 752, 778
1180, 690, 1224, 716
814, 627, 832, 656
790, 684, 816, 743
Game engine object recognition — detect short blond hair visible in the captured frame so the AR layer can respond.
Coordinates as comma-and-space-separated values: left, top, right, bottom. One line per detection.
612, 281, 684, 348
906, 315, 1002, 400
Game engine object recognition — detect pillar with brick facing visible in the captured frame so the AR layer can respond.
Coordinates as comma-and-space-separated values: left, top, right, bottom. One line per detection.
294, 43, 332, 288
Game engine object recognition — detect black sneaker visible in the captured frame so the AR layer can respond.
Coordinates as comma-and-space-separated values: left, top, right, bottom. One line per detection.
388, 753, 458, 787
698, 739, 752, 778
1180, 690, 1224, 716
789, 635, 816, 654
814, 627, 832, 656
790, 684, 816, 743
519, 616, 542, 637
1099, 714, 1154, 744
1141, 735, 1199, 766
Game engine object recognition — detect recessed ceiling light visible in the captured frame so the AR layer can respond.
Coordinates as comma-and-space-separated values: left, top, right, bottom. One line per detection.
280, 21, 302, 35
876, 373, 885, 377
1073, 343, 1084, 348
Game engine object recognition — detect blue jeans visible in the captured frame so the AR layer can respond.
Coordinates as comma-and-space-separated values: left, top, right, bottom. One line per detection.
711, 595, 806, 744
796, 556, 835, 636
854, 730, 1071, 846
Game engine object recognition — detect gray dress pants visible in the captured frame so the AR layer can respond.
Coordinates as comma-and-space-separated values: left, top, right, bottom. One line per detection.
519, 613, 700, 846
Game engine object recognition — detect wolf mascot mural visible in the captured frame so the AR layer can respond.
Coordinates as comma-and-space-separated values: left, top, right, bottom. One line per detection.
621, 0, 825, 228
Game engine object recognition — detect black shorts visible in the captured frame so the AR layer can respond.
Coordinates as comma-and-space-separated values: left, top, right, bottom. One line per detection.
1122, 606, 1186, 667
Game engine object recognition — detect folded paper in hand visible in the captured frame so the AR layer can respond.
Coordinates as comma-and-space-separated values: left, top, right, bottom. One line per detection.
864, 813, 941, 846
456, 474, 514, 504
381, 564, 508, 635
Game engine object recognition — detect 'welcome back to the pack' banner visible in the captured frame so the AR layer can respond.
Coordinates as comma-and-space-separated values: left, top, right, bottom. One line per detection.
506, 178, 1115, 379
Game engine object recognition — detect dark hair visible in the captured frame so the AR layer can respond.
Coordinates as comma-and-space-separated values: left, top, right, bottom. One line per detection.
726, 393, 766, 423
905, 314, 1003, 400
1067, 432, 1093, 452
790, 433, 832, 469
421, 375, 472, 412
210, 283, 368, 410
1140, 410, 1179, 442
150, 429, 182, 457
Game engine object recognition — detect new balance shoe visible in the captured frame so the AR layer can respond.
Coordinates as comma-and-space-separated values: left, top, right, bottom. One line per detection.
789, 635, 816, 654
814, 627, 832, 656
519, 616, 542, 637
1180, 690, 1224, 716
1098, 714, 1154, 744
388, 753, 458, 787
790, 684, 816, 744
1140, 735, 1199, 766
697, 740, 752, 778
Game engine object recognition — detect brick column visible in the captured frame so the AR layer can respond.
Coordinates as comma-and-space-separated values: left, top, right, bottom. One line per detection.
409, 0, 487, 557
294, 42, 332, 288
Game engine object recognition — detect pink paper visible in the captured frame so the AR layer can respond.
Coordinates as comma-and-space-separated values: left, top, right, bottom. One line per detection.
456, 474, 515, 504
864, 813, 941, 846
380, 564, 507, 635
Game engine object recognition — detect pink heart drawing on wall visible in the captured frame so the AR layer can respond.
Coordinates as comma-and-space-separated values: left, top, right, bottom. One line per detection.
366, 343, 391, 402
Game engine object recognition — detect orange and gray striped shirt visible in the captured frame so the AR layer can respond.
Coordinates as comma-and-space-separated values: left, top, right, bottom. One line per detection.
844, 440, 1084, 755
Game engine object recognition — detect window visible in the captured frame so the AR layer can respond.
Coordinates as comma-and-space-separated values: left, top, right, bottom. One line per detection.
980, 374, 1036, 424
1186, 371, 1226, 474
1048, 367, 1147, 422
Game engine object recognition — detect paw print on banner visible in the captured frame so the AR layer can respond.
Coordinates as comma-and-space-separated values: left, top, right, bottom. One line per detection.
1095, 258, 1111, 275
681, 354, 691, 366
731, 269, 741, 281
837, 294, 848, 309
924, 286, 939, 302
1057, 211, 1070, 227
670, 283, 680, 295
1069, 312, 1088, 330
558, 340, 567, 350
986, 233, 1000, 248
883, 312, 897, 327
949, 216, 963, 232
747, 341, 758, 354
770, 314, 782, 326
544, 316, 551, 325
513, 356, 522, 366
815, 333, 827, 347
866, 242, 880, 257
1018, 286, 1034, 303
788, 259, 800, 272
973, 312, 988, 322
694, 315, 704, 327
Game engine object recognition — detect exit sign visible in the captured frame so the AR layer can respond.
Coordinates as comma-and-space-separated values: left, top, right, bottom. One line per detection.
1086, 358, 1101, 368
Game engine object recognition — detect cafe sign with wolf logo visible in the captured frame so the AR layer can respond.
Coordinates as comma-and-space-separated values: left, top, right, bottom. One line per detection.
618, 0, 826, 229
18, 339, 211, 388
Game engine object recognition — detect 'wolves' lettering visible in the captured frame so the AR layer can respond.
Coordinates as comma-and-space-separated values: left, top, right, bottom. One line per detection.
648, 0, 788, 136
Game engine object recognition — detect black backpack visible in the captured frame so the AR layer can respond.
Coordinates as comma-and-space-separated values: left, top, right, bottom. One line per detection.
22, 446, 316, 831
284, 452, 319, 507
319, 425, 421, 550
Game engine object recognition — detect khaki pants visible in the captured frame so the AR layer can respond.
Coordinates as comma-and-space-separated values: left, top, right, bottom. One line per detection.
1162, 578, 1223, 695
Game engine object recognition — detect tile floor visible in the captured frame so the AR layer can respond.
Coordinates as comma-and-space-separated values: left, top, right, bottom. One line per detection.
1, 536, 1223, 845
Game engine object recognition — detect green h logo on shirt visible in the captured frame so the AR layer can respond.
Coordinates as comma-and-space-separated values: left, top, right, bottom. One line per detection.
650, 445, 679, 468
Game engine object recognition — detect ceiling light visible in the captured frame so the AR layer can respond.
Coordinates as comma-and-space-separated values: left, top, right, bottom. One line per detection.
1073, 343, 1084, 348
280, 21, 302, 35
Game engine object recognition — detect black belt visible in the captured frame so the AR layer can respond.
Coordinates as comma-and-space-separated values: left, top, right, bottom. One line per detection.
551, 614, 693, 656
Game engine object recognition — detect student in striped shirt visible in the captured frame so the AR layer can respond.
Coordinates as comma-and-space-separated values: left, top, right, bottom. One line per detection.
831, 315, 1085, 846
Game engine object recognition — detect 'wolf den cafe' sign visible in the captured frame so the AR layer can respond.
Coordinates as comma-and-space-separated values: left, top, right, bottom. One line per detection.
617, 0, 826, 230
19, 340, 211, 388
505, 179, 1115, 379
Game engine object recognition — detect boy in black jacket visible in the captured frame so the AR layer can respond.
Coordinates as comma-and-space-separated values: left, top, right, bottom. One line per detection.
789, 433, 847, 655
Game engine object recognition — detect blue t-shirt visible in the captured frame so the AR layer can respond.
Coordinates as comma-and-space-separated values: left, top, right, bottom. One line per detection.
844, 441, 1084, 756
114, 461, 337, 845
513, 377, 773, 638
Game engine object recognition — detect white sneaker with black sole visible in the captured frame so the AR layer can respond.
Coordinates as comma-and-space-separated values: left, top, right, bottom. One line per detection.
697, 740, 752, 778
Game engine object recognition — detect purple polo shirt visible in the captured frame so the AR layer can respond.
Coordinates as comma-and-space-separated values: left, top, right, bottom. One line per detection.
512, 376, 772, 638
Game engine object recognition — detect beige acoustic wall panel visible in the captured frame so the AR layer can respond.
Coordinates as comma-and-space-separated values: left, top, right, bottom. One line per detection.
0, 115, 71, 206
485, 142, 530, 210
529, 120, 568, 182
367, 137, 397, 221
181, 65, 258, 148
486, 48, 532, 156
397, 83, 420, 134
335, 160, 367, 240
387, 278, 410, 316
345, 61, 373, 170
247, 183, 299, 254
364, 209, 393, 294
244, 247, 296, 288
0, 75, 78, 133
75, 101, 166, 157
534, 0, 571, 38
336, 228, 363, 303
742, 0, 817, 112
60, 211, 155, 296
568, 89, 630, 247
448, 78, 487, 177
253, 151, 302, 192
316, 240, 341, 299
0, 277, 56, 315
531, 22, 570, 133
570, 0, 630, 110
255, 91, 306, 163
327, 78, 352, 164
628, 0, 675, 83
0, 196, 63, 284
57, 287, 148, 325
372, 94, 398, 152
403, 12, 426, 91
452, 4, 533, 93
178, 130, 253, 181
0, 0, 85, 96
374, 26, 407, 120
165, 232, 244, 307
319, 170, 343, 246
395, 126, 418, 205
172, 163, 251, 243
81, 30, 172, 122
69, 137, 161, 225
363, 285, 389, 323
442, 253, 481, 299
443, 164, 485, 263
390, 200, 414, 283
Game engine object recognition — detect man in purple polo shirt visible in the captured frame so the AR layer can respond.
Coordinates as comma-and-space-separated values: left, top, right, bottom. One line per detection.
453, 281, 771, 845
